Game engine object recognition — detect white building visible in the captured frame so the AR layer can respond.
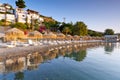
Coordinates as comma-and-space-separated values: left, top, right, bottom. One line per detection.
27, 9, 40, 23
0, 3, 44, 24
0, 3, 15, 23
27, 9, 44, 24
0, 3, 12, 13
0, 14, 15, 22
15, 8, 44, 24
104, 35, 118, 42
15, 8, 27, 23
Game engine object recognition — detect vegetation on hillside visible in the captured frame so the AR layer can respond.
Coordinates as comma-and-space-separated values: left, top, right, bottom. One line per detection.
0, 19, 11, 26
40, 15, 56, 23
41, 18, 105, 37
0, 0, 115, 37
62, 27, 71, 35
11, 22, 27, 30
88, 29, 103, 37
104, 29, 114, 35
73, 21, 88, 36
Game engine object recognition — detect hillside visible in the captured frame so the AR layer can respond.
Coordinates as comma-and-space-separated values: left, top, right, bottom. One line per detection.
88, 29, 104, 37
40, 15, 56, 23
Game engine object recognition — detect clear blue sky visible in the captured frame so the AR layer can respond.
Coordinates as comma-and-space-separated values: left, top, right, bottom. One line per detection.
1, 0, 120, 33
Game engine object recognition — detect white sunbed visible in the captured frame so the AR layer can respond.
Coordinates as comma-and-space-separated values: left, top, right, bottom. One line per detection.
0, 43, 15, 48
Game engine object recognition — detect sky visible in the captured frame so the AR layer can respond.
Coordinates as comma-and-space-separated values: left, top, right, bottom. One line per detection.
1, 0, 120, 33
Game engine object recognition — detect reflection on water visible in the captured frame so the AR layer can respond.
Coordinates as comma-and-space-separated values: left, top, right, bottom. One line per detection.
1, 42, 120, 80
104, 43, 115, 53
27, 52, 43, 70
5, 57, 25, 72
14, 71, 24, 80
65, 47, 87, 62
0, 43, 101, 74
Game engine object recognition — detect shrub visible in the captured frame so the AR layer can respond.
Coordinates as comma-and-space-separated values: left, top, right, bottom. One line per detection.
11, 22, 27, 30
1, 19, 5, 22
0, 21, 2, 26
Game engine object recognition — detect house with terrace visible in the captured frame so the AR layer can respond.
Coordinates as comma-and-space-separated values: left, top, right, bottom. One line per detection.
0, 3, 44, 25
14, 8, 27, 23
0, 3, 15, 23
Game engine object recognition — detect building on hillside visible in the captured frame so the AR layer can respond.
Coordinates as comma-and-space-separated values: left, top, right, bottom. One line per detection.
27, 9, 39, 22
0, 3, 15, 23
0, 14, 15, 22
0, 3, 13, 13
14, 8, 27, 23
27, 9, 44, 24
39, 17, 44, 22
104, 35, 119, 42
15, 8, 44, 24
0, 3, 44, 24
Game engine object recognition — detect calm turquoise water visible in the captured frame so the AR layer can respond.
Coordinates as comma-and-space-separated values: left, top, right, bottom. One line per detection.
0, 43, 120, 80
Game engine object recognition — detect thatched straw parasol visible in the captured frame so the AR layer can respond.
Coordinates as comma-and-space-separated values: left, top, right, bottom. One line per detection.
28, 31, 43, 39
73, 35, 80, 40
82, 36, 90, 40
5, 28, 25, 41
56, 33, 65, 39
65, 35, 73, 40
43, 32, 57, 39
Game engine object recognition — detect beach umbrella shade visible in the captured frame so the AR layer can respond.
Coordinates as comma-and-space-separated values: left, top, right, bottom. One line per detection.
28, 31, 43, 39
73, 35, 80, 40
43, 32, 57, 39
5, 28, 25, 41
82, 36, 89, 40
66, 35, 73, 40
56, 33, 65, 39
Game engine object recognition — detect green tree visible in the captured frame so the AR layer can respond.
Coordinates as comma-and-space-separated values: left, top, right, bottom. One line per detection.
15, 0, 26, 8
104, 29, 114, 35
44, 21, 54, 29
88, 29, 103, 37
73, 21, 88, 36
62, 27, 71, 35
59, 22, 73, 35
44, 21, 60, 32
50, 21, 60, 32
34, 19, 40, 30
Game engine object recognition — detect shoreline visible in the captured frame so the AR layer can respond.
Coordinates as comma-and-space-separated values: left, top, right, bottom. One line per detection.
0, 40, 104, 56
0, 45, 48, 56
